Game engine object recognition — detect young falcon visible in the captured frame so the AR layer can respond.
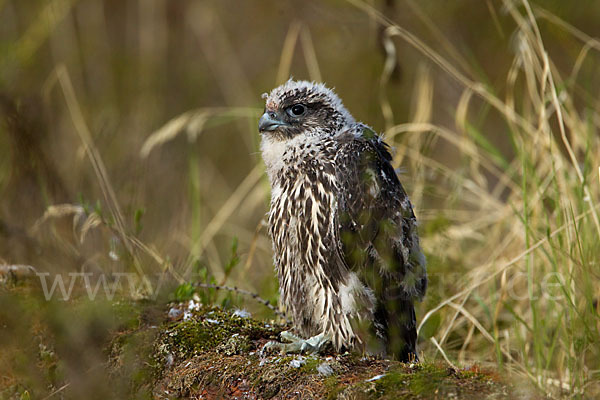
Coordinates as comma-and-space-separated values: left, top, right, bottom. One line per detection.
259, 80, 427, 362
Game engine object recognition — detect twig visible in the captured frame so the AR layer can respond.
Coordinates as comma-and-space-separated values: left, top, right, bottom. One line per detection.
41, 383, 70, 400
430, 337, 457, 370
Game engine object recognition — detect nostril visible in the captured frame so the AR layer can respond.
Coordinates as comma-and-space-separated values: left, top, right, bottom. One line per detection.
269, 112, 277, 119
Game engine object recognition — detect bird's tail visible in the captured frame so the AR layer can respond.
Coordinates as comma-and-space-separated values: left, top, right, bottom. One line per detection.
375, 299, 418, 362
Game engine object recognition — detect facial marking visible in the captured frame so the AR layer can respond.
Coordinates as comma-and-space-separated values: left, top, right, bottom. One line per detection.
266, 99, 277, 110
260, 80, 356, 140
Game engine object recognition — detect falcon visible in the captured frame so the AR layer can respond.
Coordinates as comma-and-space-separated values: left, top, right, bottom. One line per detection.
259, 80, 427, 361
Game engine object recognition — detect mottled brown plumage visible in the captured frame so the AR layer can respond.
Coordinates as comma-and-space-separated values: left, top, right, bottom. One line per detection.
259, 80, 427, 361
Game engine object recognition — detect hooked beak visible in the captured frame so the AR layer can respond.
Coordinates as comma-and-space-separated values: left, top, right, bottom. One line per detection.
258, 112, 287, 133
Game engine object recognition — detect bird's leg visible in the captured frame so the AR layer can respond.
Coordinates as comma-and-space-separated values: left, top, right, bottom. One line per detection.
263, 331, 331, 355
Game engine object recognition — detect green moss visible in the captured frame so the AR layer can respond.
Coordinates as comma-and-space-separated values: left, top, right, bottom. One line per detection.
366, 363, 508, 399
324, 375, 343, 400
156, 306, 279, 363
406, 364, 450, 395
216, 333, 251, 355
300, 356, 321, 374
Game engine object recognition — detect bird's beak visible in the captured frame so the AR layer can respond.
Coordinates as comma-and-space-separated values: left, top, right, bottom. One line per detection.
258, 112, 287, 133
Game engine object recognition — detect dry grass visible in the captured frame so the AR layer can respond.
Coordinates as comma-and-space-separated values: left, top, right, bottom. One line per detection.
1, 0, 599, 398
358, 1, 600, 395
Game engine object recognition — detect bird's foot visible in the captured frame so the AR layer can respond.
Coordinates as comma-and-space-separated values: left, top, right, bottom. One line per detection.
263, 331, 331, 355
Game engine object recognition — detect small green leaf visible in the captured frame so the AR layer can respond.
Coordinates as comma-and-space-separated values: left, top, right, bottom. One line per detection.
173, 283, 195, 302
134, 207, 145, 235
224, 237, 240, 277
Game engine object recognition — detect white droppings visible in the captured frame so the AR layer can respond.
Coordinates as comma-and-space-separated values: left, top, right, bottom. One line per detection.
366, 374, 386, 382
233, 309, 251, 318
168, 308, 182, 319
317, 362, 334, 376
289, 356, 306, 368
187, 299, 200, 311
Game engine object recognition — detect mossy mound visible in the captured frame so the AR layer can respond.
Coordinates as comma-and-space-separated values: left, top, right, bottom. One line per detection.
1, 278, 519, 399
156, 305, 280, 362
107, 303, 516, 399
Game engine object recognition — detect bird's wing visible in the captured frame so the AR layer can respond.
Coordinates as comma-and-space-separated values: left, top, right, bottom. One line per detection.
334, 125, 427, 359
334, 126, 427, 301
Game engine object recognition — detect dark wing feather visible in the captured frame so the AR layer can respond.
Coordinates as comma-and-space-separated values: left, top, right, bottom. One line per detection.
335, 126, 427, 360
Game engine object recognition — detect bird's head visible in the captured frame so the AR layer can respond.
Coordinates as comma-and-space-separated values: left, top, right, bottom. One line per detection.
259, 80, 355, 140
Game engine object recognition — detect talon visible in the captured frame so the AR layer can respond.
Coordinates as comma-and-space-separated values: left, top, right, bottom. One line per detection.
261, 332, 331, 355
280, 330, 302, 343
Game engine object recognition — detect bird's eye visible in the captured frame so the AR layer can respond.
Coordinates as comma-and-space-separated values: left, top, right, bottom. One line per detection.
288, 104, 306, 117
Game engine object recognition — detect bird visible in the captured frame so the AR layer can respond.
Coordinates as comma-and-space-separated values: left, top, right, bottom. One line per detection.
259, 80, 427, 362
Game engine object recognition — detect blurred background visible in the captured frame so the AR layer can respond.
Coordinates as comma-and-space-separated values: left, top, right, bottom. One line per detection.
1, 0, 599, 397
